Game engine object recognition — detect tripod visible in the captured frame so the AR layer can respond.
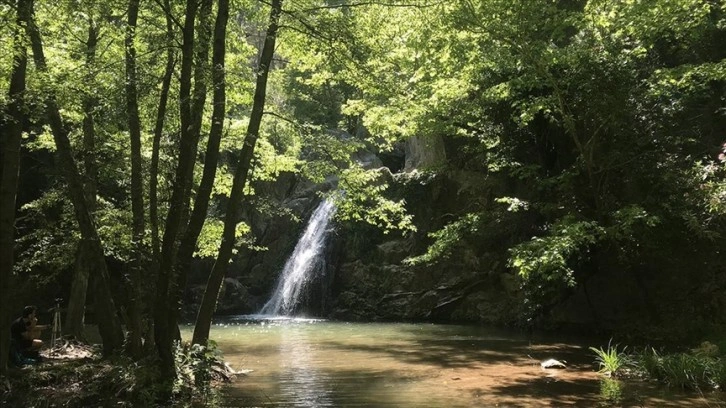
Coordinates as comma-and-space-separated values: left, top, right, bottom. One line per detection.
50, 298, 62, 355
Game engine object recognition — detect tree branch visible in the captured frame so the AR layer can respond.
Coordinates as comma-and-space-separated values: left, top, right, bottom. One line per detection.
153, 0, 184, 30
256, 0, 445, 12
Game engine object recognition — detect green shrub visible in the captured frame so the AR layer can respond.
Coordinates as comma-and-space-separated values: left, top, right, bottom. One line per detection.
172, 340, 221, 402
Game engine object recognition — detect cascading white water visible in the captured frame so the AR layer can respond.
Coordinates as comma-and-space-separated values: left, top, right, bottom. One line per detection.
259, 198, 336, 316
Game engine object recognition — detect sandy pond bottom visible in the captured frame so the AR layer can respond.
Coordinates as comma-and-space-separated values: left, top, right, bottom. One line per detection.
183, 318, 724, 407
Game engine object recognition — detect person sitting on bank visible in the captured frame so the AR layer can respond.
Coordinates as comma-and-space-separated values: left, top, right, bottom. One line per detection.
10, 305, 47, 362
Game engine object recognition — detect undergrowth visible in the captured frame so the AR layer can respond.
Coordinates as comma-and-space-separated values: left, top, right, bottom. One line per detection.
1, 341, 231, 407
590, 339, 726, 392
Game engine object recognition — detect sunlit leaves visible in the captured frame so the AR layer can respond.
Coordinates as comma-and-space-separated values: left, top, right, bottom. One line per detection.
404, 213, 481, 266
24, 125, 56, 151
648, 60, 726, 100
15, 190, 78, 279
590, 0, 720, 47
195, 219, 253, 259
495, 197, 529, 212
333, 167, 415, 234
509, 218, 603, 286
95, 200, 135, 260
695, 157, 726, 223
253, 137, 302, 182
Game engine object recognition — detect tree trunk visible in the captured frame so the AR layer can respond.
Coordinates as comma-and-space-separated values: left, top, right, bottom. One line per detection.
82, 24, 99, 211
0, 0, 30, 375
125, 0, 144, 359
25, 0, 124, 356
165, 0, 214, 342
150, 0, 175, 263
172, 0, 229, 343
65, 19, 99, 340
154, 0, 200, 372
66, 241, 92, 339
193, 0, 283, 346
146, 0, 176, 354
189, 0, 213, 139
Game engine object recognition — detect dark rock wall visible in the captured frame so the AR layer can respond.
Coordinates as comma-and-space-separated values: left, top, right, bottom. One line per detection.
329, 169, 521, 324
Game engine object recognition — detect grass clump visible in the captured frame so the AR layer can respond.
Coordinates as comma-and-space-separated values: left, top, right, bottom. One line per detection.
590, 339, 726, 392
633, 342, 725, 391
589, 340, 628, 377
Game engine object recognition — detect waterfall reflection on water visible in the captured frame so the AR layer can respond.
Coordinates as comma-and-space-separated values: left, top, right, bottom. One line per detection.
278, 324, 332, 407
260, 198, 336, 316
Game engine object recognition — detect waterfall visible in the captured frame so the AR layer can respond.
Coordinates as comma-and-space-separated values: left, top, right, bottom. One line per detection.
259, 198, 336, 316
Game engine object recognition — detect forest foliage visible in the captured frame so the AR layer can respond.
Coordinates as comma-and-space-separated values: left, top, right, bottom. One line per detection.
1, 0, 725, 383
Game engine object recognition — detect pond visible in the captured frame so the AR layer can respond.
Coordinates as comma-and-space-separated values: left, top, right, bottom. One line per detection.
184, 317, 722, 407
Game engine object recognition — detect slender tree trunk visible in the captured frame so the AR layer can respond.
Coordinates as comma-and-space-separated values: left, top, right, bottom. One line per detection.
146, 0, 176, 354
65, 20, 99, 340
25, 0, 124, 356
125, 0, 144, 359
82, 25, 99, 211
155, 0, 199, 372
171, 0, 229, 343
193, 0, 283, 346
66, 240, 92, 339
164, 0, 213, 342
190, 0, 213, 138
0, 0, 30, 374
150, 0, 175, 264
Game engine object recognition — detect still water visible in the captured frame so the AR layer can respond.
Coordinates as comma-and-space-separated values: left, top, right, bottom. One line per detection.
184, 317, 722, 407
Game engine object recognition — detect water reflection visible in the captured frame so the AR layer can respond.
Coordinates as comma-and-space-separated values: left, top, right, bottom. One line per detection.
599, 377, 623, 405
278, 324, 332, 407
189, 320, 724, 407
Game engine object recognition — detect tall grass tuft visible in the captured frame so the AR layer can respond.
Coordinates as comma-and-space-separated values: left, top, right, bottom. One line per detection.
592, 339, 725, 391
636, 347, 663, 379
635, 346, 724, 391
659, 353, 710, 389
708, 358, 726, 390
590, 340, 627, 377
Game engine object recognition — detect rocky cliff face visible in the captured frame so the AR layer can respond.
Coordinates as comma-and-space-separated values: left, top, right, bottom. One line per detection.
327, 166, 525, 324
403, 135, 447, 171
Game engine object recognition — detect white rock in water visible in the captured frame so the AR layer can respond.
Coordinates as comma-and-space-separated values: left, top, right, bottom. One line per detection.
540, 359, 567, 369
